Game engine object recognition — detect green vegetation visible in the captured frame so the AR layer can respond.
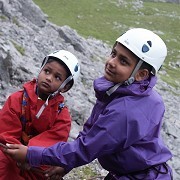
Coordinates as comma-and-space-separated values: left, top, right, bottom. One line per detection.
33, 0, 180, 88
0, 15, 7, 21
11, 41, 25, 55
12, 17, 20, 27
67, 165, 100, 179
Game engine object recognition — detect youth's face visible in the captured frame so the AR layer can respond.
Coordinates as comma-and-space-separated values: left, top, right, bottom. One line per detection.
37, 61, 68, 99
104, 43, 138, 83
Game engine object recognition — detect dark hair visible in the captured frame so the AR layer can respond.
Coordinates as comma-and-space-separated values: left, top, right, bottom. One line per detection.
139, 61, 152, 74
45, 57, 74, 89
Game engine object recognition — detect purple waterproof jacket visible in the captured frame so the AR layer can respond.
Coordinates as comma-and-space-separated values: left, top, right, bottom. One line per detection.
27, 76, 172, 174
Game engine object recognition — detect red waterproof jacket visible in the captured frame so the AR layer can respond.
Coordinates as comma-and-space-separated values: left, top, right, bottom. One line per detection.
0, 79, 71, 179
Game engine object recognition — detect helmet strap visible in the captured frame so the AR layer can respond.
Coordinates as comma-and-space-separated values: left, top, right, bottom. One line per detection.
106, 82, 123, 96
51, 75, 73, 97
36, 94, 51, 119
124, 59, 143, 85
39, 56, 49, 74
106, 59, 143, 96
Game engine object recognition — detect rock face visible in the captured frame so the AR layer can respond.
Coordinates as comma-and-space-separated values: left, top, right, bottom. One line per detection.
0, 0, 179, 179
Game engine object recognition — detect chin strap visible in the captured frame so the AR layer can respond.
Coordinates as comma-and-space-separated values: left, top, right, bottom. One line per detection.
51, 76, 73, 97
106, 59, 143, 96
106, 82, 123, 96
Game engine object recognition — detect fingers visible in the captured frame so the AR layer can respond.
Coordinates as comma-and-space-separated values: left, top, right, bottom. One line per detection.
53, 174, 62, 180
4, 148, 21, 162
6, 143, 21, 149
17, 162, 31, 171
4, 147, 17, 156
44, 167, 65, 179
44, 170, 56, 177
0, 143, 9, 149
4, 144, 20, 154
45, 174, 63, 180
3, 144, 28, 163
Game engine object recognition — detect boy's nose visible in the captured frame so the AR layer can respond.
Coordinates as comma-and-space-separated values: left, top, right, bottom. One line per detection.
108, 57, 117, 67
46, 75, 53, 82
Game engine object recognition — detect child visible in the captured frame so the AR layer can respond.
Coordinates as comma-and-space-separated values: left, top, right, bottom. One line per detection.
5, 28, 173, 180
0, 50, 80, 179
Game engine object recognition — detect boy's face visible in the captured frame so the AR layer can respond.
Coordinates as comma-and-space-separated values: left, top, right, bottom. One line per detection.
104, 43, 138, 83
37, 61, 68, 98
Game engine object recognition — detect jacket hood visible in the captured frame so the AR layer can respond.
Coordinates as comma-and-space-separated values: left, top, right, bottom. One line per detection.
94, 75, 157, 100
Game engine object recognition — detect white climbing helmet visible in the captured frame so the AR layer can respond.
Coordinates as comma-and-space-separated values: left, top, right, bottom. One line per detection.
42, 50, 80, 87
116, 28, 167, 75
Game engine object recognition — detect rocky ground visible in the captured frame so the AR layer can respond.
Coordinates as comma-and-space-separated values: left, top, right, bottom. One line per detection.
0, 0, 179, 179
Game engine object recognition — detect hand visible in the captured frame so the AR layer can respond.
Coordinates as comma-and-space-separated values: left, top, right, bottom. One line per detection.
44, 166, 65, 180
3, 144, 28, 163
17, 162, 45, 174
17, 162, 31, 171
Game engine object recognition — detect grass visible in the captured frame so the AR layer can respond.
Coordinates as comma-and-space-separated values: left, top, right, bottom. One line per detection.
33, 0, 180, 88
11, 41, 25, 55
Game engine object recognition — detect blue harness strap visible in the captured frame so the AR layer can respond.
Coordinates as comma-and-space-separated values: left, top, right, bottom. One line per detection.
58, 102, 65, 113
20, 89, 29, 131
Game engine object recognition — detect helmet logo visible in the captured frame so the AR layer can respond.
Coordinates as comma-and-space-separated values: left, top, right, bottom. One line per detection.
142, 41, 152, 53
63, 55, 68, 60
124, 40, 129, 45
74, 64, 79, 72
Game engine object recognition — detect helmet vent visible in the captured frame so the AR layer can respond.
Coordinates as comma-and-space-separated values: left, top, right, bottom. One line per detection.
147, 40, 152, 47
74, 64, 79, 72
142, 44, 149, 53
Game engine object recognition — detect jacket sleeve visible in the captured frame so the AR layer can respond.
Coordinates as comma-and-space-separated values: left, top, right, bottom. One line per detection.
28, 107, 71, 147
0, 92, 23, 144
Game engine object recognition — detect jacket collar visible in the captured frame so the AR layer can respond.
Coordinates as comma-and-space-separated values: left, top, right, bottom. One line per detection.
94, 75, 157, 101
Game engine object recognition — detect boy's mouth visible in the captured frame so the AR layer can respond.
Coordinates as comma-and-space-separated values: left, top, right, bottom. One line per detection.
41, 82, 50, 88
105, 67, 115, 76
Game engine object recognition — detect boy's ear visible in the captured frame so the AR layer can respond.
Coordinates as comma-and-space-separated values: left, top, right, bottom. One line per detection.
135, 69, 149, 81
60, 84, 71, 93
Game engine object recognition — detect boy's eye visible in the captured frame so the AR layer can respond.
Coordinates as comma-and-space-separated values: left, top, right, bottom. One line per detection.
55, 75, 62, 81
120, 58, 129, 66
120, 58, 127, 64
110, 50, 116, 58
44, 69, 50, 74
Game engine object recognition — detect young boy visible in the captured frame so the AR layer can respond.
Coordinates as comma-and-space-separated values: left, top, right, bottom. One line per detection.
5, 28, 173, 179
0, 50, 80, 179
